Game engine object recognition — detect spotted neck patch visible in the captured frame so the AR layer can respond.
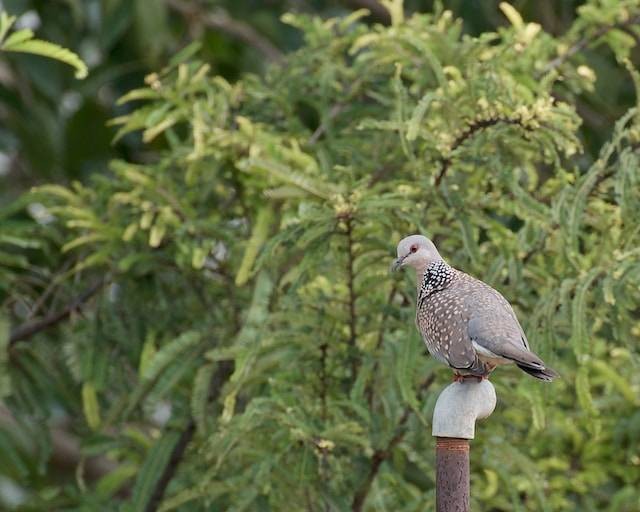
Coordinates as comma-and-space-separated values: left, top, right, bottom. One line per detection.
418, 260, 455, 305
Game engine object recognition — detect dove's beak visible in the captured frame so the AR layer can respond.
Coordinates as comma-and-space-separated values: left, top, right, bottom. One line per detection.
390, 256, 405, 272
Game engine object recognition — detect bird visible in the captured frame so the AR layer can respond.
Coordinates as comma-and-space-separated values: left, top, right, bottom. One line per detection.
392, 234, 558, 381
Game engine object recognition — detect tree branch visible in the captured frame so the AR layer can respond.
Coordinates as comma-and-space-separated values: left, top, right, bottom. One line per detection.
165, 0, 283, 63
542, 13, 640, 74
320, 342, 328, 422
143, 360, 234, 512
365, 283, 397, 409
344, 216, 359, 379
352, 374, 435, 512
308, 103, 347, 145
307, 79, 363, 146
435, 116, 532, 187
9, 279, 106, 347
143, 420, 196, 512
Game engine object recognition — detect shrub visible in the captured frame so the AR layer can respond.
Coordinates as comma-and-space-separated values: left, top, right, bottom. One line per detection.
2, 2, 640, 510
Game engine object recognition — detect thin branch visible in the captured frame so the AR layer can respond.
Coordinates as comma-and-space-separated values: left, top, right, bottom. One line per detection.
165, 0, 283, 63
435, 116, 532, 187
9, 279, 106, 347
542, 13, 640, 74
308, 104, 347, 145
307, 79, 364, 146
342, 0, 391, 25
320, 342, 328, 422
367, 163, 396, 187
143, 420, 196, 512
27, 260, 74, 319
344, 216, 359, 379
365, 284, 397, 409
143, 360, 234, 512
352, 374, 436, 512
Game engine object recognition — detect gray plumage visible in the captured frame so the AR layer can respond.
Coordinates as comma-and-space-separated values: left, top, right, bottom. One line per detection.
393, 234, 557, 381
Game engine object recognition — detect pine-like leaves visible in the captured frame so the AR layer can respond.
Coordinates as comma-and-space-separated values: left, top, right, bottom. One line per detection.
3, 2, 640, 511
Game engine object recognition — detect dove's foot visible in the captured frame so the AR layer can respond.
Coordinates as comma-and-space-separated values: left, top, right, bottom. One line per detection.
453, 373, 488, 383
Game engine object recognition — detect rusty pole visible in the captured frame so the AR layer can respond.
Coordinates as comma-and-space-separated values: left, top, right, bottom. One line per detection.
432, 380, 496, 511
436, 437, 470, 511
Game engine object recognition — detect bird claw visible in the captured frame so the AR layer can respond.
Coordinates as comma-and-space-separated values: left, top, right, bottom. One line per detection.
452, 373, 489, 383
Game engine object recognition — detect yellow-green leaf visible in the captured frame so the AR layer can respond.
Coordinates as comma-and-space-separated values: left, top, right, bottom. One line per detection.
235, 206, 274, 286
499, 2, 524, 29
138, 333, 157, 376
149, 221, 166, 248
192, 247, 207, 270
82, 382, 101, 430
2, 38, 87, 79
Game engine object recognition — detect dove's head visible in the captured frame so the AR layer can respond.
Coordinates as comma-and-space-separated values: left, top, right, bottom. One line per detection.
391, 234, 442, 273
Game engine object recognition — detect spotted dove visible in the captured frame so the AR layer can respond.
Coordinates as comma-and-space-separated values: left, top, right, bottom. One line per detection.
392, 234, 557, 381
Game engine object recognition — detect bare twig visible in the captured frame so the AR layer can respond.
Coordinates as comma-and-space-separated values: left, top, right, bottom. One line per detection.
9, 279, 106, 347
352, 374, 435, 512
165, 0, 283, 63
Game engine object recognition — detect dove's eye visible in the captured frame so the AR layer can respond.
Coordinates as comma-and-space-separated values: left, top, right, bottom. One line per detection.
410, 245, 418, 253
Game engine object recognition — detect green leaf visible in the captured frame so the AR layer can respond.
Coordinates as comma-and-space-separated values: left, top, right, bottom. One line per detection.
0, 429, 29, 478
139, 333, 157, 376
117, 87, 160, 106
191, 363, 214, 433
0, 12, 16, 44
61, 233, 108, 253
130, 431, 181, 511
168, 41, 202, 67
499, 2, 524, 28
0, 315, 10, 398
82, 382, 102, 430
2, 28, 34, 47
235, 206, 274, 286
591, 360, 639, 405
141, 332, 201, 383
191, 246, 207, 270
96, 463, 138, 498
149, 220, 166, 248
2, 38, 88, 79
407, 92, 436, 141
576, 366, 598, 417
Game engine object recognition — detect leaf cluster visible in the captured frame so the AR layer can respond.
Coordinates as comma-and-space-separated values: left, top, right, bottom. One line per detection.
2, 2, 640, 511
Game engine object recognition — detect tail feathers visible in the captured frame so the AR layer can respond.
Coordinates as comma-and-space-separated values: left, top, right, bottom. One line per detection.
516, 363, 559, 382
500, 345, 559, 381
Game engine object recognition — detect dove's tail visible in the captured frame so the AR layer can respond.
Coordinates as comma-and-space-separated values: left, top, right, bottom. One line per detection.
516, 363, 559, 382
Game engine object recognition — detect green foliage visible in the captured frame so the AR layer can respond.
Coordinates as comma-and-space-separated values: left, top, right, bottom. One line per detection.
2, 1, 640, 511
0, 10, 87, 78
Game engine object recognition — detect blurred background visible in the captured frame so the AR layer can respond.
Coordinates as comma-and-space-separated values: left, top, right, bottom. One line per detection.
0, 0, 636, 200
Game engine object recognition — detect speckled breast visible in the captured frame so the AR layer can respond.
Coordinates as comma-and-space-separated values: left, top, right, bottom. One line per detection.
416, 265, 474, 365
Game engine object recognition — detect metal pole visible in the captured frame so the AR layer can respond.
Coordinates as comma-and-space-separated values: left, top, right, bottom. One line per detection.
436, 437, 470, 512
432, 380, 496, 511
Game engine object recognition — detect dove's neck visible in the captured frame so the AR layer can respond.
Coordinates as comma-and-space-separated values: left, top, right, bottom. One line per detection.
416, 258, 451, 293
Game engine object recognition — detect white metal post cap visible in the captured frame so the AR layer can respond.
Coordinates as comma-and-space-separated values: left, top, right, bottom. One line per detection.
432, 380, 497, 440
